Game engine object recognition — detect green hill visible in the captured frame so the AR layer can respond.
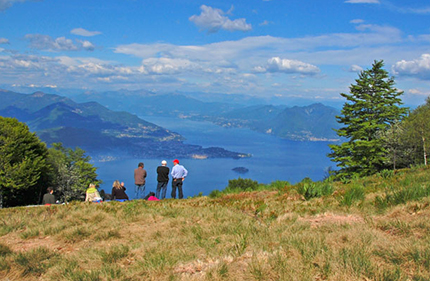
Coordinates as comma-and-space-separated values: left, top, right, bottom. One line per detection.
0, 166, 429, 280
0, 90, 248, 159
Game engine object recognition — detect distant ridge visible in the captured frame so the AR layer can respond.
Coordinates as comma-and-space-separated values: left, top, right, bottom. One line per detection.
73, 89, 341, 141
0, 90, 249, 160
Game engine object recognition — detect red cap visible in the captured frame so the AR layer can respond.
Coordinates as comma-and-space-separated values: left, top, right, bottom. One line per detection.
173, 159, 179, 164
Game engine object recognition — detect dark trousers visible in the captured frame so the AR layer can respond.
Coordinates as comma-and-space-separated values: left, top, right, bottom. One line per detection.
156, 181, 168, 199
171, 178, 183, 199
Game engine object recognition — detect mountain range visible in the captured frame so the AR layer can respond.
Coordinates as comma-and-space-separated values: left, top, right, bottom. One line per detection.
0, 88, 341, 160
72, 89, 341, 141
0, 90, 248, 160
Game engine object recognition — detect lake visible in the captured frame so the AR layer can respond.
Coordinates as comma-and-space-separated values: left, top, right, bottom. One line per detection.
95, 116, 336, 199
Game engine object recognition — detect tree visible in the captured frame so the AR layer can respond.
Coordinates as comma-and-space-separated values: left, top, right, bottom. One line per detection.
328, 60, 408, 178
403, 97, 430, 166
377, 121, 414, 169
0, 117, 52, 208
47, 143, 101, 203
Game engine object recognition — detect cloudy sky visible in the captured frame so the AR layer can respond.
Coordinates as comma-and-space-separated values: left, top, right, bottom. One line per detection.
0, 0, 429, 106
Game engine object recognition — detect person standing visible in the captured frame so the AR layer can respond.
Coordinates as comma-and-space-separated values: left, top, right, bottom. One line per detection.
134, 162, 147, 199
156, 160, 170, 199
170, 159, 188, 199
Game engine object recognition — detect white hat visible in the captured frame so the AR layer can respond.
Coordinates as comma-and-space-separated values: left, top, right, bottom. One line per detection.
161, 160, 167, 165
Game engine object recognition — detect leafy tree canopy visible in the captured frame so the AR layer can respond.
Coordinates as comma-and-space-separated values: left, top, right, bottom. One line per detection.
48, 143, 101, 203
0, 117, 52, 207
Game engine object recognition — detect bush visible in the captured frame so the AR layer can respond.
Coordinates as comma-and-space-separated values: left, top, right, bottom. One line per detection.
268, 180, 291, 191
297, 181, 333, 200
225, 178, 260, 192
209, 189, 222, 198
378, 169, 394, 179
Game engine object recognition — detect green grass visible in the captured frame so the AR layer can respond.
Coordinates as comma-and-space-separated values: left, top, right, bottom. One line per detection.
0, 166, 429, 280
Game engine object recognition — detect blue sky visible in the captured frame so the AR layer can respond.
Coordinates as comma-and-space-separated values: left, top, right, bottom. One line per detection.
0, 0, 429, 106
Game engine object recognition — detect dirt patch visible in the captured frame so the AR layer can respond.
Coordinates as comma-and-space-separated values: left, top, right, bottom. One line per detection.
0, 233, 72, 253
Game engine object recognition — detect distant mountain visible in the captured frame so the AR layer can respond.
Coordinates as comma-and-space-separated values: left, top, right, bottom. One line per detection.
73, 89, 341, 141
73, 90, 241, 117
259, 103, 340, 141
0, 90, 248, 159
207, 103, 340, 141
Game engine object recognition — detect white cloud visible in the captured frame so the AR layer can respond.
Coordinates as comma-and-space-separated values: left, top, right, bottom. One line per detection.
392, 54, 430, 80
189, 5, 252, 33
345, 0, 380, 3
254, 57, 320, 75
259, 20, 271, 26
71, 28, 102, 37
25, 34, 95, 51
140, 58, 197, 74
408, 89, 430, 96
0, 38, 9, 44
350, 19, 364, 24
349, 65, 363, 72
384, 3, 430, 15
78, 40, 95, 51
115, 23, 403, 63
0, 0, 40, 11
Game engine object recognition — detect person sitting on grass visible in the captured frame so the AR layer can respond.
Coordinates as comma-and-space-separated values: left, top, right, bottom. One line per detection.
111, 180, 129, 202
144, 192, 160, 201
85, 183, 103, 203
42, 187, 56, 205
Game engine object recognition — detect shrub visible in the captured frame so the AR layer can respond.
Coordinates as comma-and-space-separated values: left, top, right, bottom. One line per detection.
209, 189, 222, 198
378, 169, 394, 179
297, 181, 333, 200
225, 178, 260, 192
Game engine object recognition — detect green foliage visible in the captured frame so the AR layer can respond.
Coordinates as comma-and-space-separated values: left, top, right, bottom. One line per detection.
225, 178, 261, 192
208, 189, 222, 198
0, 117, 53, 207
402, 97, 430, 166
341, 185, 365, 207
48, 143, 101, 203
378, 169, 394, 179
375, 183, 430, 211
329, 60, 408, 179
297, 179, 334, 200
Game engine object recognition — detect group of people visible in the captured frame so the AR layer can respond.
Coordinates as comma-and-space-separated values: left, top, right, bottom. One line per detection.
134, 159, 188, 200
41, 159, 188, 205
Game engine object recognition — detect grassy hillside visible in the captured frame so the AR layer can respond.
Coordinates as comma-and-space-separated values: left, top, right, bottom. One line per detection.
1, 166, 430, 280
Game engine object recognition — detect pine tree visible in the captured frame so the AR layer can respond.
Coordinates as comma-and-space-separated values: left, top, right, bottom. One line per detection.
328, 60, 408, 178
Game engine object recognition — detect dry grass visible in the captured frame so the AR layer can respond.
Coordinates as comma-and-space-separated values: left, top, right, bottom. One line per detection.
0, 167, 430, 280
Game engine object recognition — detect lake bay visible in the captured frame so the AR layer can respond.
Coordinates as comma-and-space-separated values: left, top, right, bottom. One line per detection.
95, 116, 336, 199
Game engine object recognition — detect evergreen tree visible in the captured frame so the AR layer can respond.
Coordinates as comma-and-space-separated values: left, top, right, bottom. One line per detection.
47, 143, 101, 203
0, 117, 52, 207
328, 60, 407, 178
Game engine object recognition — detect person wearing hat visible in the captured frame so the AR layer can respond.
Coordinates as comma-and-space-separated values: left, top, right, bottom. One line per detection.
170, 159, 188, 199
156, 160, 170, 200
